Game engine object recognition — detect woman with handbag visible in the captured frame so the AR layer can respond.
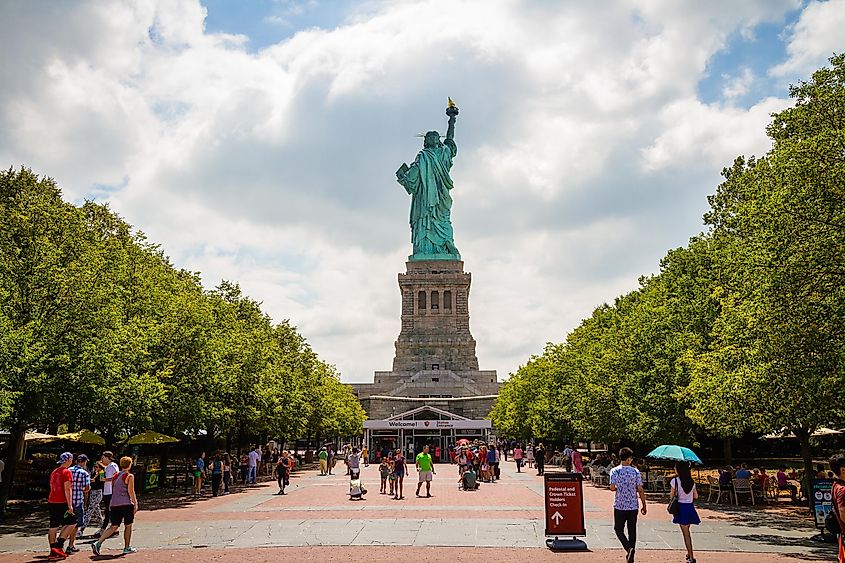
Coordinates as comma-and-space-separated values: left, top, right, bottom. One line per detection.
669, 461, 700, 563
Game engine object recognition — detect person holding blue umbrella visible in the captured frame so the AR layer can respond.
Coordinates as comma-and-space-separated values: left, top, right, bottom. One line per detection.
669, 461, 701, 563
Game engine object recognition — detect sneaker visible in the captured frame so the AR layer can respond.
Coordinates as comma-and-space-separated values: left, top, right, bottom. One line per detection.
48, 547, 67, 560
67, 545, 80, 553
91, 542, 101, 556
92, 531, 102, 539
123, 546, 138, 554
627, 547, 635, 563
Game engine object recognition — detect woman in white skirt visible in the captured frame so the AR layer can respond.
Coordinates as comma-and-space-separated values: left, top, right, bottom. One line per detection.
670, 461, 701, 563
526, 444, 534, 469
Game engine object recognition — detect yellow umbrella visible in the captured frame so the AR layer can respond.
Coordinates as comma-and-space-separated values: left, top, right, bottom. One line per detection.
55, 429, 106, 446
127, 431, 180, 445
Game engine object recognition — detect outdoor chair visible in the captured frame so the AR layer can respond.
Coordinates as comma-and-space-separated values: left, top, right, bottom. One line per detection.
707, 475, 731, 504
733, 478, 755, 505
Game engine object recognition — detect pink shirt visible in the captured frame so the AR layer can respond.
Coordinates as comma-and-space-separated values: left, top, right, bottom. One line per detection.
513, 448, 523, 460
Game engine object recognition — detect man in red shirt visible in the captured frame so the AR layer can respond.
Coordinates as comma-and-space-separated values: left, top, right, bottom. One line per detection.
830, 453, 845, 563
47, 452, 77, 560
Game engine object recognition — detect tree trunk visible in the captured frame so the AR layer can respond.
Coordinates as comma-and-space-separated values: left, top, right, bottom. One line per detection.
795, 427, 814, 510
0, 425, 27, 513
722, 436, 733, 465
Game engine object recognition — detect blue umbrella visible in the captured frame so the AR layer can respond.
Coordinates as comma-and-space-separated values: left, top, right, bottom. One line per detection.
646, 445, 703, 465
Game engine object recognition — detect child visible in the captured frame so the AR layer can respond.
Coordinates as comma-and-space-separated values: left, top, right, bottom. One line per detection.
387, 455, 396, 496
349, 475, 367, 500
379, 459, 390, 494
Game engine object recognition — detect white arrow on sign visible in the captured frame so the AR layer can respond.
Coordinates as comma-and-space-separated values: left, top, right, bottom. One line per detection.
551, 511, 564, 525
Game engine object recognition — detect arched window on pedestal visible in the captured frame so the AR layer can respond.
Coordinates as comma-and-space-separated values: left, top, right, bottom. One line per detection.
418, 290, 426, 313
431, 290, 440, 310
444, 290, 452, 312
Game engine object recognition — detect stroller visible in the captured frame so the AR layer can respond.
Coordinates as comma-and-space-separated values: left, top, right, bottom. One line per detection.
349, 468, 367, 500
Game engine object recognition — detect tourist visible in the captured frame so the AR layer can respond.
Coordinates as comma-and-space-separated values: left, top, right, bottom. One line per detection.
67, 454, 90, 551
379, 457, 390, 493
563, 444, 573, 472
479, 445, 489, 482
609, 447, 647, 563
318, 447, 328, 476
718, 466, 733, 489
670, 461, 700, 563
416, 444, 436, 498
827, 453, 844, 563
387, 452, 396, 496
210, 453, 223, 497
47, 452, 77, 560
92, 456, 138, 556
493, 444, 501, 480
457, 447, 469, 477
275, 450, 292, 495
362, 445, 369, 467
95, 451, 119, 540
328, 446, 336, 475
526, 444, 534, 469
82, 458, 105, 535
194, 452, 206, 495
346, 447, 360, 476
513, 444, 524, 472
239, 451, 249, 484
776, 465, 797, 502
535, 443, 546, 476
222, 453, 232, 495
393, 448, 406, 500
735, 463, 751, 479
248, 446, 261, 484
572, 448, 583, 474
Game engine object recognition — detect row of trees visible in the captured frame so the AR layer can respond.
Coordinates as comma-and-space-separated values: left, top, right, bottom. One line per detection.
0, 167, 366, 510
492, 56, 845, 481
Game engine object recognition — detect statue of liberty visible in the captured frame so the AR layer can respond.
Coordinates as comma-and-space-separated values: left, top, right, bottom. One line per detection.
396, 99, 461, 261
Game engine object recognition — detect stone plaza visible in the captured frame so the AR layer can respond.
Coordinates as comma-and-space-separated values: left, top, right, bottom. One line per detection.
0, 461, 834, 561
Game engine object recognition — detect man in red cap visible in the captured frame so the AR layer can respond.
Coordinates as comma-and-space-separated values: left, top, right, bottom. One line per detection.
47, 452, 76, 560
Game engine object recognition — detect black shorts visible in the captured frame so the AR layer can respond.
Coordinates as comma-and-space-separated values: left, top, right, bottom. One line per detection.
48, 503, 77, 528
109, 504, 135, 526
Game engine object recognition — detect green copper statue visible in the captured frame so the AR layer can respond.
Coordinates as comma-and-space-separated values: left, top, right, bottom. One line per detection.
396, 99, 461, 261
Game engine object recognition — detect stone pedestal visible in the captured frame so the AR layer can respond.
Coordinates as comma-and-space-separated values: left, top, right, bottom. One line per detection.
394, 260, 478, 373
353, 260, 499, 421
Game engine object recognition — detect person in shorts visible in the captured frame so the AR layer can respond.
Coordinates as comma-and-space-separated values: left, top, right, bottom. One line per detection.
47, 452, 77, 560
415, 445, 436, 498
92, 456, 138, 556
67, 454, 90, 552
393, 449, 406, 500
95, 451, 119, 539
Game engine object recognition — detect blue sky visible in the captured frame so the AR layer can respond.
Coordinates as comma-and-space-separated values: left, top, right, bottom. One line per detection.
2, 0, 843, 382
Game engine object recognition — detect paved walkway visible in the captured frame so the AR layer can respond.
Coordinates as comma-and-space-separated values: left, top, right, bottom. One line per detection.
0, 461, 836, 561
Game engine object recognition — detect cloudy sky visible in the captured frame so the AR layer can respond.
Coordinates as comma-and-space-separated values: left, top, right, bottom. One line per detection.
2, 0, 843, 383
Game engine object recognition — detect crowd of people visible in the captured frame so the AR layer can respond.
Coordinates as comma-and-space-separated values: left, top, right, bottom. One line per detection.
39, 441, 845, 563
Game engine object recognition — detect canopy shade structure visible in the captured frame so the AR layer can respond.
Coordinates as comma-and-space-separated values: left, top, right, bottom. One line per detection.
126, 431, 180, 445
30, 429, 105, 446
646, 445, 703, 465
763, 427, 843, 439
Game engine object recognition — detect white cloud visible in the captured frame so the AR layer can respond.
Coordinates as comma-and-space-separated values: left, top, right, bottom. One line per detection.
0, 0, 813, 383
771, 0, 845, 77
722, 67, 755, 99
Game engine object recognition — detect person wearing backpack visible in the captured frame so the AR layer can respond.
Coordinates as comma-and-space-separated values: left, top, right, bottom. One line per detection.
210, 453, 224, 497
830, 453, 845, 563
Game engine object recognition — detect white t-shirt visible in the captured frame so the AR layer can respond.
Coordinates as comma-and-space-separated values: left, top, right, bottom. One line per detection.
103, 462, 119, 495
671, 477, 696, 503
248, 450, 261, 468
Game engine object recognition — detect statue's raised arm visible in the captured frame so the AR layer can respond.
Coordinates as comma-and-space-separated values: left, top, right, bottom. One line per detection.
395, 99, 462, 262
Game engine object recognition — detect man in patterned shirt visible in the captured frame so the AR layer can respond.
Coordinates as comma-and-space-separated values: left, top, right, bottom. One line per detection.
609, 447, 647, 563
67, 454, 90, 553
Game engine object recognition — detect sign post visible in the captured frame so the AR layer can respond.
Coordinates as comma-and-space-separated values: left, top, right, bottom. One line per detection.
810, 479, 835, 535
543, 472, 588, 551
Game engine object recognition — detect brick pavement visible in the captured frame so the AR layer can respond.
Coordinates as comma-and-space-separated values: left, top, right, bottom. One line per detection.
0, 460, 836, 561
